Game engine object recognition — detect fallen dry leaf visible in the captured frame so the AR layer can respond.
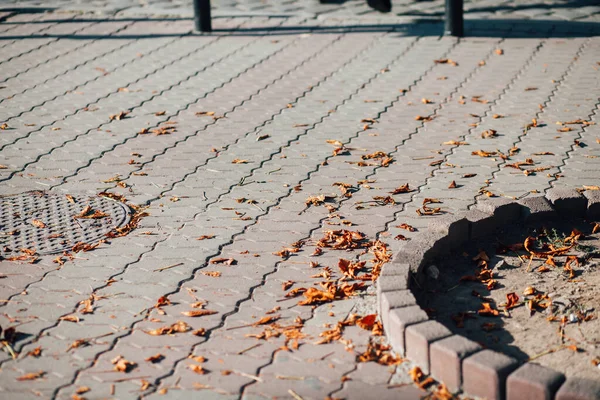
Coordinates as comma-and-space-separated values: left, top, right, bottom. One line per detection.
181, 310, 218, 317
75, 386, 90, 394
448, 180, 457, 189
523, 286, 536, 296
26, 347, 42, 358
144, 321, 191, 335
210, 258, 236, 265
434, 59, 458, 66
253, 315, 280, 326
66, 339, 90, 352
390, 183, 413, 194
201, 271, 221, 278
31, 219, 46, 228
356, 314, 377, 330
442, 140, 468, 146
59, 315, 80, 323
16, 371, 45, 381
504, 292, 520, 310
112, 355, 136, 373
471, 150, 497, 157
478, 302, 499, 317
109, 111, 129, 121
145, 353, 164, 363
481, 129, 498, 139
196, 234, 215, 240
415, 115, 433, 122
188, 364, 207, 374
397, 223, 416, 232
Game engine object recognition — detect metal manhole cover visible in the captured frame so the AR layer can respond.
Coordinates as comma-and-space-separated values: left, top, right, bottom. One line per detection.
0, 191, 131, 256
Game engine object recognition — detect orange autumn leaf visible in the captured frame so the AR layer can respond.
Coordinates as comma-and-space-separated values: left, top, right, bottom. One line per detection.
592, 222, 600, 234
188, 364, 207, 374
298, 287, 335, 305
397, 223, 416, 232
284, 287, 307, 298
356, 314, 377, 330
361, 151, 387, 160
442, 140, 468, 146
434, 59, 458, 66
112, 355, 136, 373
201, 271, 221, 278
181, 310, 218, 317
564, 255, 579, 279
145, 353, 164, 363
144, 321, 190, 335
523, 286, 536, 296
504, 292, 520, 310
75, 386, 90, 394
471, 150, 497, 157
253, 315, 280, 326
210, 258, 236, 265
478, 302, 499, 317
27, 347, 42, 358
545, 256, 557, 267
59, 315, 80, 323
196, 234, 215, 240
31, 219, 46, 228
16, 371, 45, 381
408, 366, 435, 389
524, 237, 574, 257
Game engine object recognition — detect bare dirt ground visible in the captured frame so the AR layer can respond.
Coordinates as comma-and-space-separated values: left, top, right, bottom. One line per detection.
417, 219, 600, 380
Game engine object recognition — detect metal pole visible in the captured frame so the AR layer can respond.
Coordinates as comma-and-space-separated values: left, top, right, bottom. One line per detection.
444, 0, 463, 37
193, 0, 212, 32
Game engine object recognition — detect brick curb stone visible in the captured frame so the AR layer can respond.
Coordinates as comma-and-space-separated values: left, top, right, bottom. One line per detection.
377, 189, 600, 400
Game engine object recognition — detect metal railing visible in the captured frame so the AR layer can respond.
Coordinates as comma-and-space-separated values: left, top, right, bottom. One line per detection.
192, 0, 464, 36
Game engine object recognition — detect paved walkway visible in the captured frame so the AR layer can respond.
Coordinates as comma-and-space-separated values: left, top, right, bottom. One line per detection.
0, 1, 599, 399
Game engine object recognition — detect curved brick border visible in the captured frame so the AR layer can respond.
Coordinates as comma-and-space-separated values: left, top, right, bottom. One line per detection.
377, 188, 600, 400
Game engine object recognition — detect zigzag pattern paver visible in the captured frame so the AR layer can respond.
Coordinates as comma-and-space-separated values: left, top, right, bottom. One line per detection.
0, 4, 599, 400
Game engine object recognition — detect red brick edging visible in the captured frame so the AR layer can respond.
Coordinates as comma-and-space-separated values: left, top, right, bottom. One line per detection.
377, 188, 600, 400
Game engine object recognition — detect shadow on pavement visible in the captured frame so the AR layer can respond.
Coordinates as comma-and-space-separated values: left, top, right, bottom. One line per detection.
0, 14, 598, 39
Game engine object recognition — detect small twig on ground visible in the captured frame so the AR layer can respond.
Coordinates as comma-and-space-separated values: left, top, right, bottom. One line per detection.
153, 262, 184, 272
237, 343, 262, 355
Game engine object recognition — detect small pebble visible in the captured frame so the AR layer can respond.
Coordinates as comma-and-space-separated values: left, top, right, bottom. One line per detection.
569, 313, 578, 323
427, 265, 439, 280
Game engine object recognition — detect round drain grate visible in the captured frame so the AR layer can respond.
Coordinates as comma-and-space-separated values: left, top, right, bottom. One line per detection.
0, 191, 131, 256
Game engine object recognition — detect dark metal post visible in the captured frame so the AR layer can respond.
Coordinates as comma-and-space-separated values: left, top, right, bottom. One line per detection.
193, 0, 212, 32
444, 0, 463, 37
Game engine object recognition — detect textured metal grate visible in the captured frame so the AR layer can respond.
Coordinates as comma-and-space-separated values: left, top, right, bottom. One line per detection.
0, 191, 130, 256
